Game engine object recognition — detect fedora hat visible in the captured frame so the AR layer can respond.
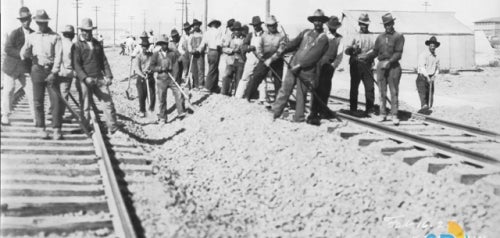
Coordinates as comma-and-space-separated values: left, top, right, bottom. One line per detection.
226, 18, 235, 28
191, 19, 202, 27
231, 21, 243, 31
183, 22, 191, 30
425, 36, 440, 47
265, 15, 278, 25
157, 35, 169, 45
358, 13, 370, 25
32, 9, 51, 22
170, 29, 180, 38
17, 7, 31, 20
326, 15, 342, 29
61, 25, 75, 33
381, 12, 396, 24
307, 9, 329, 23
79, 18, 97, 31
249, 16, 263, 26
208, 19, 221, 28
139, 31, 149, 38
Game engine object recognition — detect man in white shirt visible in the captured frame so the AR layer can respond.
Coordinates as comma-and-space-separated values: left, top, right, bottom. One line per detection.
179, 22, 192, 82
416, 36, 440, 110
199, 19, 223, 93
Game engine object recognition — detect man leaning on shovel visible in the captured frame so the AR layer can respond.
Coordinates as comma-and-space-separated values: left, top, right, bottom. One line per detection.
135, 37, 155, 118
416, 36, 440, 112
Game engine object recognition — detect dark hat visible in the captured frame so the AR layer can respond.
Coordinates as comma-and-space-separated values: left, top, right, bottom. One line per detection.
242, 25, 249, 35
139, 31, 149, 38
231, 21, 243, 31
208, 19, 221, 28
157, 35, 169, 45
326, 15, 342, 29
191, 19, 202, 27
183, 22, 191, 30
32, 9, 51, 22
17, 7, 31, 20
170, 29, 180, 37
381, 12, 396, 24
61, 25, 75, 33
358, 13, 370, 25
249, 16, 263, 26
307, 9, 329, 23
227, 18, 235, 28
425, 36, 440, 47
79, 18, 97, 31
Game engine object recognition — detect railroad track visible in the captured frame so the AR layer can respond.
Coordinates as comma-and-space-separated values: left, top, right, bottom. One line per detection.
324, 95, 500, 188
0, 90, 147, 237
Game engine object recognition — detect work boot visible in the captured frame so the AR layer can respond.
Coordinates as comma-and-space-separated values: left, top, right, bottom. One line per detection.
392, 116, 400, 126
37, 128, 50, 139
377, 115, 386, 122
306, 116, 321, 126
1, 115, 10, 125
53, 128, 63, 140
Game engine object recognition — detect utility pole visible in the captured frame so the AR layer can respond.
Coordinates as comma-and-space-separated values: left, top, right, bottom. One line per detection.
204, 0, 207, 31
185, 0, 189, 24
265, 0, 270, 18
422, 1, 431, 12
113, 0, 118, 46
56, 0, 60, 31
20, 0, 24, 7
93, 6, 100, 35
176, 0, 190, 30
73, 0, 82, 30
129, 16, 134, 35
143, 10, 146, 32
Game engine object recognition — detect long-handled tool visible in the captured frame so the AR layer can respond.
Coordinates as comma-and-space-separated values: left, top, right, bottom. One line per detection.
359, 63, 392, 104
167, 72, 195, 111
186, 55, 194, 90
144, 73, 155, 118
125, 57, 134, 100
251, 51, 296, 101
428, 78, 434, 108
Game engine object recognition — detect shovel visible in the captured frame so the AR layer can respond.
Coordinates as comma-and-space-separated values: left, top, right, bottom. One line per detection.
428, 78, 434, 108
125, 57, 134, 100
145, 73, 155, 118
167, 72, 195, 111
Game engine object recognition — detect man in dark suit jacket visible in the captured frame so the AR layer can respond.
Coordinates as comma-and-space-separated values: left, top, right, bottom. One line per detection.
1, 7, 34, 125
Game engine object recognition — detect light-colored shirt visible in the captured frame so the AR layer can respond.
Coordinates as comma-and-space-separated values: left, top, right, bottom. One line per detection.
257, 31, 286, 60
20, 28, 62, 74
179, 34, 190, 55
418, 50, 440, 76
188, 31, 203, 53
135, 50, 152, 76
200, 27, 223, 51
321, 32, 344, 68
222, 35, 245, 64
57, 37, 74, 77
345, 31, 375, 61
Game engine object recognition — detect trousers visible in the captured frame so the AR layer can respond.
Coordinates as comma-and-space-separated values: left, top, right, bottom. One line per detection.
272, 69, 313, 122
244, 58, 283, 100
136, 73, 156, 112
156, 77, 184, 120
80, 76, 118, 132
416, 74, 434, 108
1, 72, 34, 119
31, 65, 64, 129
221, 61, 245, 96
190, 53, 205, 88
376, 62, 402, 116
205, 49, 221, 92
349, 60, 375, 112
310, 64, 335, 117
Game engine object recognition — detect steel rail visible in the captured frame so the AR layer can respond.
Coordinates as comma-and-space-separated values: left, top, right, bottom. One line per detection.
329, 95, 500, 139
335, 111, 500, 167
90, 104, 137, 238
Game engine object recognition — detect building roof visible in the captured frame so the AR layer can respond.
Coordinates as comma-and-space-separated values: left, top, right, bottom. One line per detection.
474, 17, 500, 23
343, 10, 473, 35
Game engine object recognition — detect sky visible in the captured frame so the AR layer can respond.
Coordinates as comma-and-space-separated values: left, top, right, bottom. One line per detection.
1, 0, 499, 38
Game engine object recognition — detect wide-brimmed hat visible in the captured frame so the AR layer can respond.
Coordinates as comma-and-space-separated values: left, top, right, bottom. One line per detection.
425, 36, 440, 47
307, 9, 329, 23
157, 35, 169, 45
326, 15, 342, 29
170, 29, 180, 38
139, 31, 149, 38
32, 9, 51, 22
61, 25, 75, 33
17, 7, 31, 20
227, 19, 235, 28
231, 21, 243, 31
249, 16, 263, 26
183, 22, 191, 30
265, 15, 278, 25
191, 19, 202, 27
358, 13, 370, 25
208, 19, 221, 28
79, 18, 97, 31
381, 12, 396, 24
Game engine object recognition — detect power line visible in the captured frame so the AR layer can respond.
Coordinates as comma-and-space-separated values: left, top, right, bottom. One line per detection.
129, 16, 135, 35
143, 10, 146, 32
422, 1, 431, 12
56, 0, 60, 31
73, 0, 82, 30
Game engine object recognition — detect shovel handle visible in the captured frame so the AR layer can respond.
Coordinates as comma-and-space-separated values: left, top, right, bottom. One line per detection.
167, 72, 195, 110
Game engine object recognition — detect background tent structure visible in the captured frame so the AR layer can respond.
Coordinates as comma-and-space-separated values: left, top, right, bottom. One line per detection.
340, 10, 475, 71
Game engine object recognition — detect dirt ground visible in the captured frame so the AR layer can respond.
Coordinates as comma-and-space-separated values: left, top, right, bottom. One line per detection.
102, 48, 500, 237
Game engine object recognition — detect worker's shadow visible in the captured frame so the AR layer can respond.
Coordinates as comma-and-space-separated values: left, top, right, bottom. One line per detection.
115, 126, 186, 145
117, 113, 156, 126
165, 93, 210, 115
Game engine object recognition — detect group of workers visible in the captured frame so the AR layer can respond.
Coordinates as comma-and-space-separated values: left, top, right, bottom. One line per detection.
1, 5, 442, 140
